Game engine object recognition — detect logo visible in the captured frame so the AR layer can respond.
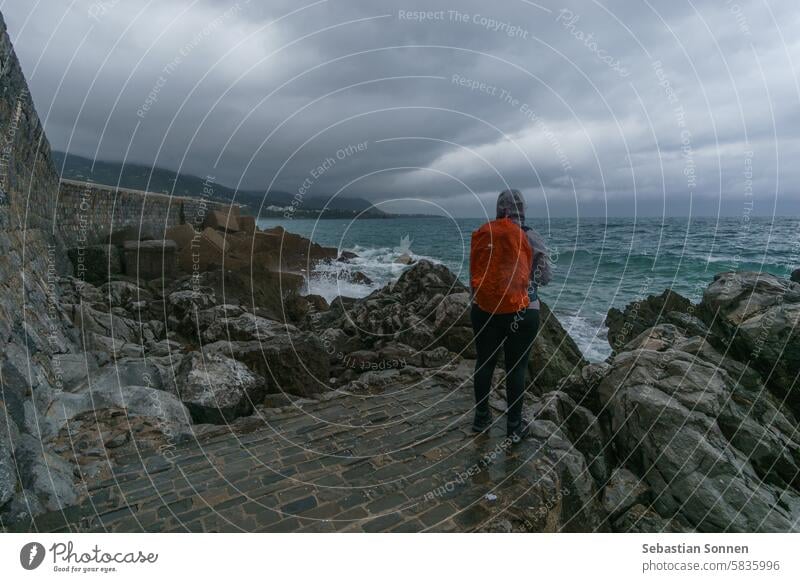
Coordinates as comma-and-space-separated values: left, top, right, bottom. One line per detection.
20, 542, 46, 570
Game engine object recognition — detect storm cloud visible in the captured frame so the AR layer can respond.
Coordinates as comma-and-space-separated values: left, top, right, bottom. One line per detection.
5, 0, 799, 217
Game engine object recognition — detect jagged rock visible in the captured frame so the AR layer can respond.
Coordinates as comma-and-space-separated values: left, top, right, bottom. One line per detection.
0, 490, 44, 524
320, 261, 583, 394
259, 226, 338, 268
319, 327, 359, 360
434, 292, 474, 356
598, 324, 800, 531
394, 252, 414, 265
605, 289, 693, 352
480, 420, 607, 532
189, 268, 304, 322
613, 503, 689, 533
347, 271, 373, 285
14, 434, 79, 512
602, 467, 649, 519
319, 260, 465, 351
341, 343, 459, 374
194, 304, 245, 330
83, 334, 144, 359
202, 312, 295, 343
51, 352, 99, 391
622, 322, 685, 352
168, 288, 217, 318
67, 357, 166, 394
99, 280, 152, 309
792, 268, 800, 283
43, 384, 192, 439
176, 352, 264, 424
203, 333, 329, 398
58, 276, 105, 307
337, 251, 358, 262
557, 362, 610, 413
146, 339, 184, 358
304, 294, 329, 311
528, 302, 587, 395
702, 271, 800, 412
529, 390, 607, 485
0, 432, 15, 507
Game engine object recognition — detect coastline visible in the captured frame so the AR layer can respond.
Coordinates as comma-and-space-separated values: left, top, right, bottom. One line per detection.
4, 210, 799, 532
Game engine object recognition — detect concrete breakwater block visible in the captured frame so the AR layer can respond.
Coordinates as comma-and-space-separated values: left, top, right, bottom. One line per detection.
123, 239, 178, 280
205, 208, 239, 232
177, 226, 228, 272
238, 214, 256, 233
166, 222, 198, 249
67, 244, 122, 285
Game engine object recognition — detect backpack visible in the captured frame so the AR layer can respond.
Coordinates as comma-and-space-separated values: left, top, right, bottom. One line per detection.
470, 218, 533, 314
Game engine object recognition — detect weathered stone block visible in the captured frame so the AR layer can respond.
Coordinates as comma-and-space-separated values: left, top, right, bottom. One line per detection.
123, 239, 178, 280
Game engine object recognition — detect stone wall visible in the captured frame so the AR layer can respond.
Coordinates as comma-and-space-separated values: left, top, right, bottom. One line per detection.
0, 10, 82, 521
57, 179, 228, 247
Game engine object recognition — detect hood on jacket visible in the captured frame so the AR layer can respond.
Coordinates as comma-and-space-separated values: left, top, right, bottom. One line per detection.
496, 189, 526, 224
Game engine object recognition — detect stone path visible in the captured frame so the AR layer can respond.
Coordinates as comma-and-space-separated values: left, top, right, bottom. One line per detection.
10, 363, 594, 533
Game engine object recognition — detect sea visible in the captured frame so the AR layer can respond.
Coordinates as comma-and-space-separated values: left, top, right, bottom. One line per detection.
256, 216, 799, 362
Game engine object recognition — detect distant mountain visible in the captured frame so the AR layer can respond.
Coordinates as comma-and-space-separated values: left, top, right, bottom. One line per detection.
51, 151, 388, 218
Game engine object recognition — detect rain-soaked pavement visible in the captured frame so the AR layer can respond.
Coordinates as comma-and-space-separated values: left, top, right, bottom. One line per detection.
10, 361, 594, 532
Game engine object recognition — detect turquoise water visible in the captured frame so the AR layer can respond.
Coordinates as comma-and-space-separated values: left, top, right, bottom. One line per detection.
257, 216, 800, 361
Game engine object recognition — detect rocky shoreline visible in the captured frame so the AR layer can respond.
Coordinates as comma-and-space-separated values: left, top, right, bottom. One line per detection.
1, 216, 799, 531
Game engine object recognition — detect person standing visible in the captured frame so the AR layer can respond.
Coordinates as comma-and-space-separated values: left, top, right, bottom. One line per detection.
469, 189, 552, 441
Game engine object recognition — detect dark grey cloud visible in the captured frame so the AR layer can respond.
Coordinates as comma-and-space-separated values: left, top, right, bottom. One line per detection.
4, 0, 799, 216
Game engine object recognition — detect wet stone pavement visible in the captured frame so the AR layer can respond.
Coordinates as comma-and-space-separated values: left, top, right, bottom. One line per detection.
10, 362, 596, 533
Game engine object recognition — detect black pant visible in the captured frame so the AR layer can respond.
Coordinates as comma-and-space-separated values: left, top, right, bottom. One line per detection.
471, 304, 540, 432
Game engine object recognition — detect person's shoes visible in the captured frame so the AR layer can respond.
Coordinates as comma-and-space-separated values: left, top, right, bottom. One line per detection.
507, 419, 531, 443
472, 412, 492, 433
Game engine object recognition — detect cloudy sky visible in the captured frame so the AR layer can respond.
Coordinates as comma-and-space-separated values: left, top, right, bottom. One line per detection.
4, 0, 799, 217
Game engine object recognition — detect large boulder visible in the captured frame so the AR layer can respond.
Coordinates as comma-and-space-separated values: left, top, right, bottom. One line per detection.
702, 271, 800, 412
434, 292, 474, 356
99, 280, 152, 309
168, 288, 217, 319
528, 302, 587, 394
598, 324, 800, 531
176, 352, 264, 424
605, 289, 694, 352
791, 268, 800, 283
187, 268, 304, 322
202, 312, 294, 344
528, 390, 607, 486
0, 408, 19, 508
203, 333, 329, 398
601, 467, 650, 521
43, 384, 192, 440
319, 259, 466, 351
259, 226, 338, 270
65, 357, 166, 394
14, 434, 79, 512
478, 420, 607, 532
